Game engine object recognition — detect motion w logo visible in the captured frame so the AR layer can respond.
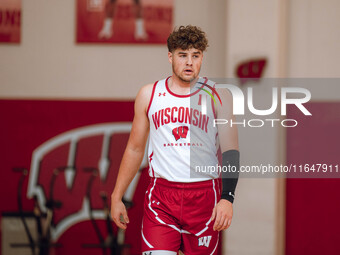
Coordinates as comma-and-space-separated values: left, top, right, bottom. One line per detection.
198, 235, 212, 248
172, 126, 188, 141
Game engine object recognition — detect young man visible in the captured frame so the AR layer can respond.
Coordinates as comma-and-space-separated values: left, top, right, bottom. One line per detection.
111, 25, 239, 254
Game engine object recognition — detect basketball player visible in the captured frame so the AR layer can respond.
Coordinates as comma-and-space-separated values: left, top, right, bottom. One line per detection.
98, 0, 147, 40
111, 25, 239, 254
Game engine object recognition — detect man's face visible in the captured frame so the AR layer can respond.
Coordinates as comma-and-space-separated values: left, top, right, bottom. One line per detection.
168, 47, 203, 83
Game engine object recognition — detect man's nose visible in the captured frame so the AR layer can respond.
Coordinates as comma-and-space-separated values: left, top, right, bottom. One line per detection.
186, 56, 193, 65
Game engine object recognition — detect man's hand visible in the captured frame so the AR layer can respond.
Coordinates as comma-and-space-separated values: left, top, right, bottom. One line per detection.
111, 198, 129, 229
109, 84, 152, 230
211, 199, 233, 231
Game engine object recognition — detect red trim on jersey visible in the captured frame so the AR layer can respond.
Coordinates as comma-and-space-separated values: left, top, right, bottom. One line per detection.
146, 81, 158, 116
211, 83, 217, 119
149, 152, 155, 177
149, 151, 154, 162
165, 76, 208, 98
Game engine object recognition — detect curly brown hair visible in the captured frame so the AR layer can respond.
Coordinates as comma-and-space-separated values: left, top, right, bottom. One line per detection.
167, 25, 209, 53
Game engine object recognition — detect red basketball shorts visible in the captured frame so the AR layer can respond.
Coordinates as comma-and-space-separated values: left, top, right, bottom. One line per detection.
141, 177, 221, 254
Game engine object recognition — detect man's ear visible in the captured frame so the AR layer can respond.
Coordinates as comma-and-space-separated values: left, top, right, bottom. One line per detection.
168, 51, 173, 64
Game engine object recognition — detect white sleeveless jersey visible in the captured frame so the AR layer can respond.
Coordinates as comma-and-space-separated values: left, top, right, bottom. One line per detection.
147, 76, 220, 182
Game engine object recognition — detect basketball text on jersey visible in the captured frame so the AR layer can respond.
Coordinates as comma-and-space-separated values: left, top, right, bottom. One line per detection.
198, 236, 212, 247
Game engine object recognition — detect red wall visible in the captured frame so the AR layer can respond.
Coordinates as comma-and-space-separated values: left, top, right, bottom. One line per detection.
286, 103, 340, 255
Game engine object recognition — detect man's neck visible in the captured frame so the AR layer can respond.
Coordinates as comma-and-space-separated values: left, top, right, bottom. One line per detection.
169, 75, 199, 95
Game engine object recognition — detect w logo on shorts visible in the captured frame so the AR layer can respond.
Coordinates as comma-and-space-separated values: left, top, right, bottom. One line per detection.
172, 126, 189, 141
198, 235, 212, 247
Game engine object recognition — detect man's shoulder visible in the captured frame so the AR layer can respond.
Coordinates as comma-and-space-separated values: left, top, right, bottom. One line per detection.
140, 83, 155, 93
137, 77, 168, 99
135, 81, 160, 112
136, 83, 154, 100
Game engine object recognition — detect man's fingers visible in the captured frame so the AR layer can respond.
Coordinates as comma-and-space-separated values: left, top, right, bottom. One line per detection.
222, 218, 229, 230
219, 218, 231, 231
227, 219, 232, 228
212, 200, 233, 231
114, 215, 127, 230
211, 207, 217, 221
213, 212, 222, 231
111, 200, 129, 229
216, 215, 225, 231
214, 213, 232, 231
117, 222, 127, 230
122, 210, 130, 224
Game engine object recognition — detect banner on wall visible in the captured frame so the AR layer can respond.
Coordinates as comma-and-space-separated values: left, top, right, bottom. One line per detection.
76, 0, 173, 44
0, 0, 21, 43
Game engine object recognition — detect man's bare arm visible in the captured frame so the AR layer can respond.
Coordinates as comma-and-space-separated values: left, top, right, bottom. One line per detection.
216, 89, 239, 152
111, 83, 153, 229
211, 88, 239, 231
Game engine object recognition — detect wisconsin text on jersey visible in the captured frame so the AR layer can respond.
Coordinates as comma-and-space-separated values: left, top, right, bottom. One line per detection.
152, 106, 209, 133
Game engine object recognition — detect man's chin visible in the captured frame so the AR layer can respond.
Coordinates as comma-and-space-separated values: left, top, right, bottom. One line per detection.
180, 75, 197, 83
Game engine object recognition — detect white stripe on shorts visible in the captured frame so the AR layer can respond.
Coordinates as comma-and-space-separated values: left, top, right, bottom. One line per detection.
195, 179, 217, 236
148, 178, 182, 233
142, 250, 177, 255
